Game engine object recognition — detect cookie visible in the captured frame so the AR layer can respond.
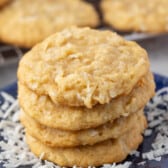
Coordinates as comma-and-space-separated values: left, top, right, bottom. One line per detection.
101, 0, 168, 33
20, 109, 145, 147
26, 117, 147, 167
0, 0, 9, 7
18, 71, 154, 131
0, 0, 99, 48
18, 27, 150, 108
19, 71, 154, 131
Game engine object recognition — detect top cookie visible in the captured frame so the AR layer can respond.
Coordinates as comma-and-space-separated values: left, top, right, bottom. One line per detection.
0, 0, 99, 48
101, 0, 168, 33
18, 27, 149, 108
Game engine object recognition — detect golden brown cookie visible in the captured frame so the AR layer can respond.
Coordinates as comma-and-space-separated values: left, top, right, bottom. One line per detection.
0, 0, 9, 7
20, 109, 145, 147
101, 0, 168, 33
0, 0, 99, 48
26, 116, 147, 167
18, 27, 150, 108
18, 71, 154, 131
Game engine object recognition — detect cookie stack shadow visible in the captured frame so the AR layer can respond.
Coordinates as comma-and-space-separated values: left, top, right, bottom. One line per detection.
18, 27, 155, 167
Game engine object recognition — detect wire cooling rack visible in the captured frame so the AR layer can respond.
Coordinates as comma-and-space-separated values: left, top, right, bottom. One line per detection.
0, 43, 28, 67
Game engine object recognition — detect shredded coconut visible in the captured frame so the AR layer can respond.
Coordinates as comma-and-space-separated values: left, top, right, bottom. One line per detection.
142, 87, 168, 161
144, 129, 152, 136
101, 162, 132, 168
1, 87, 168, 167
0, 92, 58, 168
137, 161, 145, 166
130, 150, 140, 157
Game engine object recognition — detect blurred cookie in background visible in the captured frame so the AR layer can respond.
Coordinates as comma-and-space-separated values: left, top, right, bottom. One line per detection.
0, 0, 9, 7
101, 0, 168, 33
0, 0, 100, 48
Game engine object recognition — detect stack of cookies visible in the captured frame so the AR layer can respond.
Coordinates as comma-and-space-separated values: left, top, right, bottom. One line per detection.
18, 27, 155, 167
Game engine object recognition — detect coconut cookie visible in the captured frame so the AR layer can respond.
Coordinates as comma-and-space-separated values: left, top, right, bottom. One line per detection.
18, 72, 155, 131
18, 27, 149, 108
20, 109, 145, 147
0, 0, 99, 48
26, 117, 147, 167
0, 0, 9, 7
101, 0, 168, 33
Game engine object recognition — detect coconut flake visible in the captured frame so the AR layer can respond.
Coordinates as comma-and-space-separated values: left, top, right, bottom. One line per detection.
101, 162, 132, 168
130, 150, 140, 157
144, 129, 152, 136
137, 161, 145, 166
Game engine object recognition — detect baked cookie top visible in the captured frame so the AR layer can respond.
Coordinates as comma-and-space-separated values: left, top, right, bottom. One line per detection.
18, 72, 155, 130
0, 0, 9, 7
18, 27, 149, 108
0, 0, 99, 48
101, 0, 168, 33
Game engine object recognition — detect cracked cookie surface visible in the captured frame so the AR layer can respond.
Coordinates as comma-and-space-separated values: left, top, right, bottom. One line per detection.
18, 27, 150, 108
